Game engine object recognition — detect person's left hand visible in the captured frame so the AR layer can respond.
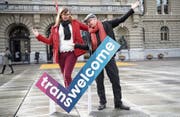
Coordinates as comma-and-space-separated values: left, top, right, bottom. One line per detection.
131, 0, 140, 10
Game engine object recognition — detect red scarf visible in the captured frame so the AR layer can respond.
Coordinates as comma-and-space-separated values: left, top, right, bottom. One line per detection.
89, 20, 107, 51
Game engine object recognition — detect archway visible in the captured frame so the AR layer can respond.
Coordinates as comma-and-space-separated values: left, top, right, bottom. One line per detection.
9, 24, 30, 62
117, 26, 129, 49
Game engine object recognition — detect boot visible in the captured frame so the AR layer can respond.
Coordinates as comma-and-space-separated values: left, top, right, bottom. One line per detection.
0, 65, 6, 74
115, 104, 130, 110
97, 103, 106, 110
9, 65, 14, 74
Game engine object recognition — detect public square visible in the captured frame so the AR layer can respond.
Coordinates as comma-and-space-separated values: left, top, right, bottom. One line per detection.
1, 0, 180, 116
0, 58, 180, 117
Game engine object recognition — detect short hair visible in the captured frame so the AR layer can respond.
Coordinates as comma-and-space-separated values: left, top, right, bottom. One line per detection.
84, 13, 97, 23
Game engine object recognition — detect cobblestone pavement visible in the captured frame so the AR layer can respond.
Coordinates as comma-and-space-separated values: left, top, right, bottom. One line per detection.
0, 58, 180, 117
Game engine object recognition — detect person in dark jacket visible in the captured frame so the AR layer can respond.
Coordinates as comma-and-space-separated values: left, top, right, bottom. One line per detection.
75, 0, 140, 110
35, 51, 40, 64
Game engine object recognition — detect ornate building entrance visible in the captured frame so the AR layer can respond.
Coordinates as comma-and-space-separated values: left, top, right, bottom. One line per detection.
9, 25, 30, 62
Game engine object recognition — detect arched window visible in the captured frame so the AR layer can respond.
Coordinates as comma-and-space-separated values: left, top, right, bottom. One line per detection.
157, 0, 168, 14
161, 26, 169, 41
9, 26, 30, 39
117, 27, 129, 49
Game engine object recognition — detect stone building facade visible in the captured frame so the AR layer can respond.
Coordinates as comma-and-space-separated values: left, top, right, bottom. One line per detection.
0, 0, 180, 64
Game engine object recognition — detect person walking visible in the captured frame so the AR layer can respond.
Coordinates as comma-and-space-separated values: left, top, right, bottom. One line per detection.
0, 47, 14, 74
35, 51, 40, 64
24, 50, 30, 64
75, 0, 140, 110
32, 7, 88, 87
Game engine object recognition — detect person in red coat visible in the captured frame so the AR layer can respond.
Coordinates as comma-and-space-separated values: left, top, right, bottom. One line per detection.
32, 7, 88, 87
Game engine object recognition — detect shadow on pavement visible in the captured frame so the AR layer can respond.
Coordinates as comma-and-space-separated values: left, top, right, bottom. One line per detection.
90, 108, 150, 117
50, 112, 79, 117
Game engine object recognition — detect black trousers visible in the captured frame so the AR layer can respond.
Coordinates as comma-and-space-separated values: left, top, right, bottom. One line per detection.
95, 57, 122, 107
1, 65, 14, 73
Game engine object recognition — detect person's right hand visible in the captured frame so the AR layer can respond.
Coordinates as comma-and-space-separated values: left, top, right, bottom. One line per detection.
131, 0, 140, 10
32, 28, 39, 37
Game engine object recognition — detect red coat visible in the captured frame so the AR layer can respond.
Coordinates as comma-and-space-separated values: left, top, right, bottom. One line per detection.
36, 19, 88, 63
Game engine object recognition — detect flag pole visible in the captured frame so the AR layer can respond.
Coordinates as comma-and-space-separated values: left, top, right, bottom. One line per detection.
49, 0, 58, 115
53, 0, 59, 13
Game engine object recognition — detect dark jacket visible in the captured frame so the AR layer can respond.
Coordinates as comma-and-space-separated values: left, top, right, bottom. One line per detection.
76, 9, 134, 53
103, 9, 134, 41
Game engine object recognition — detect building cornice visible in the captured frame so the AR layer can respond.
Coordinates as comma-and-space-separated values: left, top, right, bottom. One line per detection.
0, 3, 141, 15
142, 15, 180, 22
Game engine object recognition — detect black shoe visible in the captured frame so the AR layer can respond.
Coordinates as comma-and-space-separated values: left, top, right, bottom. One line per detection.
97, 104, 106, 110
115, 104, 130, 110
11, 71, 14, 74
0, 72, 3, 74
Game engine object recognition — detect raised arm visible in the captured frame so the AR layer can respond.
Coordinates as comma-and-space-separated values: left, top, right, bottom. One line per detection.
75, 19, 88, 31
107, 0, 140, 28
32, 28, 53, 45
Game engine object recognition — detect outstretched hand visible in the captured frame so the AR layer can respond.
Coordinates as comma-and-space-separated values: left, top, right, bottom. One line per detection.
32, 28, 39, 37
131, 0, 140, 10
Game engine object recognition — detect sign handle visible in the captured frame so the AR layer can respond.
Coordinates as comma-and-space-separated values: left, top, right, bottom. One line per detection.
88, 86, 92, 114
49, 99, 56, 115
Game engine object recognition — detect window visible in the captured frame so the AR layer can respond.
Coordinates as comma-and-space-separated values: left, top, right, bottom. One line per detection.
117, 27, 129, 49
139, 0, 145, 15
161, 26, 169, 41
118, 36, 128, 49
157, 0, 168, 14
164, 0, 168, 14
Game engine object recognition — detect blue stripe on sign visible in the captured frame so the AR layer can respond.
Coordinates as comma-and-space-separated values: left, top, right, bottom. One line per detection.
66, 36, 120, 112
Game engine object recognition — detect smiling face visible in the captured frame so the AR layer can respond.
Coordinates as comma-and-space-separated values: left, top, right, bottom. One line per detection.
86, 17, 97, 28
61, 11, 71, 21
60, 8, 72, 21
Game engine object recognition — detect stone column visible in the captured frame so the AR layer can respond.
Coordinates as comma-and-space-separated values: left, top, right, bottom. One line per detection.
31, 14, 47, 63
33, 14, 40, 29
145, 0, 157, 15
132, 14, 140, 28
32, 0, 41, 11
129, 14, 145, 60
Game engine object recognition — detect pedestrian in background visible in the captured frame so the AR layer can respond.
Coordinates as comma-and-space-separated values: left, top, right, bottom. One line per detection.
35, 51, 40, 64
0, 47, 14, 74
24, 50, 30, 64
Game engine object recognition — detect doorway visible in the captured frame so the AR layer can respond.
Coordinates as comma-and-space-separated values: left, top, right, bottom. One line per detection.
13, 40, 21, 61
9, 25, 30, 62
